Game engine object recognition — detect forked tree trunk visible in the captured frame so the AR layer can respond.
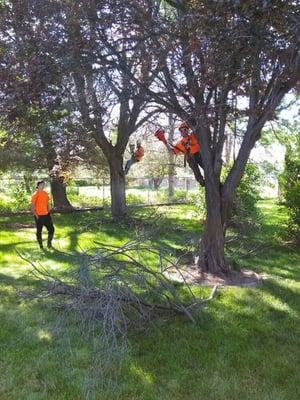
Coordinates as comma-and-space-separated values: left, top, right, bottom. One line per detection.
50, 177, 73, 209
109, 157, 127, 220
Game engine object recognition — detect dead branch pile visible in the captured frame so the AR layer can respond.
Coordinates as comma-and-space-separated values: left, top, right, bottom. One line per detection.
18, 241, 218, 390
19, 239, 217, 331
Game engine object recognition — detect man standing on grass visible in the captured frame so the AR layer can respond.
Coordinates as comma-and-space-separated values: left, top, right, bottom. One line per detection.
31, 181, 54, 250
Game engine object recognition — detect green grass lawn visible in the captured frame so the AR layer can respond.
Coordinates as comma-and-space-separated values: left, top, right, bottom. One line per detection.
0, 201, 299, 400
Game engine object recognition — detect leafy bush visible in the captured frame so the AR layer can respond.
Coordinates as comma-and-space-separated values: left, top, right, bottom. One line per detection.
68, 193, 103, 208
279, 137, 300, 244
155, 188, 187, 203
187, 186, 206, 219
0, 183, 30, 212
8, 183, 30, 211
126, 193, 145, 205
0, 194, 16, 212
171, 189, 187, 202
224, 162, 263, 232
67, 185, 79, 195
13, 184, 30, 208
155, 189, 168, 203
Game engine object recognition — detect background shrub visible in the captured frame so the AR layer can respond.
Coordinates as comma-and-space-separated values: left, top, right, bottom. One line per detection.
279, 136, 300, 244
224, 162, 263, 232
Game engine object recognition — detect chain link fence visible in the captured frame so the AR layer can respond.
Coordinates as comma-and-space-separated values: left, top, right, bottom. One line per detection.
0, 176, 201, 213
68, 176, 199, 207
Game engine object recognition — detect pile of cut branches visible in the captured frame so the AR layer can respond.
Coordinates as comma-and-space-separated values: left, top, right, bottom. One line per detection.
19, 240, 218, 346
18, 240, 218, 388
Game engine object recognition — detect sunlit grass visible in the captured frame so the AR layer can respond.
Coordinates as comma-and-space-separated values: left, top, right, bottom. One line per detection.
0, 200, 299, 399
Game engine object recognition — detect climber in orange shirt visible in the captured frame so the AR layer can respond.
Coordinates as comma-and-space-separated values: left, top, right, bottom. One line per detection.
31, 181, 55, 250
155, 122, 204, 186
124, 140, 145, 175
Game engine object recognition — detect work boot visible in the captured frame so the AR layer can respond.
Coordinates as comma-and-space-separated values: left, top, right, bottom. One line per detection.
38, 241, 43, 250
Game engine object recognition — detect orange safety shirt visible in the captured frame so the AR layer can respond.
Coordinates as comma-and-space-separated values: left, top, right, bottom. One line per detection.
31, 191, 50, 216
172, 134, 200, 156
135, 146, 144, 161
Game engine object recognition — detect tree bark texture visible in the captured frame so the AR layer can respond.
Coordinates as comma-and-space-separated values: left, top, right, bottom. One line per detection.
39, 130, 73, 209
50, 177, 73, 209
168, 114, 175, 198
196, 164, 229, 274
109, 156, 127, 220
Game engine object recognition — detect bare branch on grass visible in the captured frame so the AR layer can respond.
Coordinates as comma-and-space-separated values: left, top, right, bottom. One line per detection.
17, 240, 218, 391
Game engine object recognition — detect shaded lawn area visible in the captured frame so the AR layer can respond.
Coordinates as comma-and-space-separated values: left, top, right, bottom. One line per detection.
0, 201, 299, 399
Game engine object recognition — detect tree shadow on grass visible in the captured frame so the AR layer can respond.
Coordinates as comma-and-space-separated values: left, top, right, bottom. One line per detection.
239, 243, 300, 281
0, 241, 34, 253
260, 277, 300, 315
0, 272, 42, 305
1, 210, 300, 399
1, 204, 300, 399
0, 271, 97, 400
121, 281, 300, 400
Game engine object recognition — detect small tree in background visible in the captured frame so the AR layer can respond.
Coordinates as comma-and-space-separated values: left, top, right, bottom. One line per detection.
138, 133, 169, 189
227, 162, 263, 233
280, 134, 300, 244
259, 118, 300, 242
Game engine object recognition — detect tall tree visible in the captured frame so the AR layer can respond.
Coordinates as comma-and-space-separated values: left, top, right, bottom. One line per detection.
0, 0, 76, 208
111, 0, 300, 273
60, 1, 160, 219
0, 0, 158, 217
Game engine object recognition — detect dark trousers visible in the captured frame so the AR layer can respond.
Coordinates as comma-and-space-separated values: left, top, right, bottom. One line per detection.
124, 157, 139, 175
187, 152, 204, 185
34, 214, 54, 246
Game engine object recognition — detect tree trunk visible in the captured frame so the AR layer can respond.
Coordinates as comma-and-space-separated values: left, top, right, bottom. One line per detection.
109, 157, 127, 220
50, 177, 73, 209
198, 208, 228, 274
168, 160, 175, 198
168, 114, 175, 198
39, 129, 73, 210
152, 177, 163, 189
197, 176, 229, 274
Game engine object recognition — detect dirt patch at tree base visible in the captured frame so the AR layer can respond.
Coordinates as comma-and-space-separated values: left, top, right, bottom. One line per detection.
165, 265, 264, 288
